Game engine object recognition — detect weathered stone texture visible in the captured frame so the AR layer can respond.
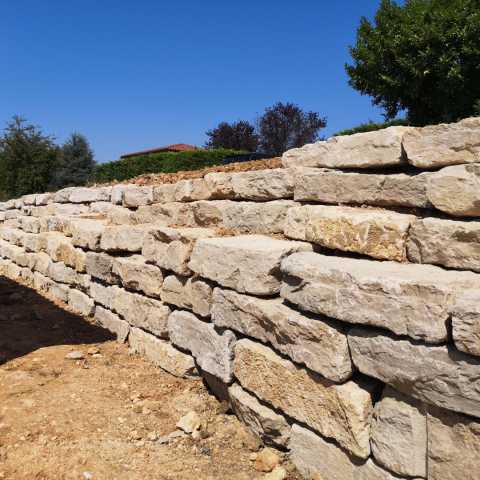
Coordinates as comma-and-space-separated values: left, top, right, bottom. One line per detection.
69, 219, 105, 251
212, 288, 352, 382
233, 339, 373, 459
281, 252, 480, 343
94, 306, 129, 342
189, 235, 311, 296
100, 225, 151, 252
68, 187, 111, 204
348, 328, 480, 419
68, 289, 95, 317
85, 252, 117, 284
168, 310, 236, 383
451, 291, 480, 357
122, 186, 153, 207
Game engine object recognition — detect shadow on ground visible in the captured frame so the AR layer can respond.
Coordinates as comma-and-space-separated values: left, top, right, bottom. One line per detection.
0, 275, 113, 365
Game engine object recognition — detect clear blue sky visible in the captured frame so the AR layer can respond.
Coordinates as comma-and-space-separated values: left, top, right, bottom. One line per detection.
2, 1, 386, 163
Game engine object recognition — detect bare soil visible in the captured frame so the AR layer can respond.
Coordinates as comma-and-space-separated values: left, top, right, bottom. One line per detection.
0, 277, 300, 480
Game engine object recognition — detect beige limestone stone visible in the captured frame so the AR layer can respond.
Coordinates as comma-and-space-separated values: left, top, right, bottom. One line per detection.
282, 126, 410, 169
174, 178, 211, 202
348, 327, 480, 419
112, 255, 163, 298
111, 184, 127, 205
122, 186, 153, 207
229, 383, 291, 448
68, 289, 95, 317
168, 310, 236, 383
427, 405, 480, 480
89, 282, 119, 310
132, 202, 195, 226
451, 290, 480, 357
69, 187, 112, 203
106, 205, 134, 225
85, 252, 117, 284
212, 288, 352, 382
142, 226, 214, 275
281, 252, 480, 343
129, 327, 197, 378
19, 216, 41, 233
189, 235, 311, 296
69, 219, 106, 251
152, 183, 176, 203
403, 117, 480, 169
427, 164, 480, 216
293, 167, 431, 208
94, 306, 129, 342
229, 169, 294, 201
233, 339, 373, 459
47, 261, 90, 289
100, 224, 151, 252
408, 217, 480, 272
370, 387, 427, 478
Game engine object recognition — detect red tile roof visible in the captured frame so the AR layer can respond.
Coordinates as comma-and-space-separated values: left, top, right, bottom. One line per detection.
121, 144, 198, 159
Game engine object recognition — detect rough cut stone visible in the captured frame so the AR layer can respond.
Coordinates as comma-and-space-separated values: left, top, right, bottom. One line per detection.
451, 291, 480, 357
408, 217, 480, 272
348, 327, 480, 419
69, 219, 105, 251
47, 261, 89, 289
281, 252, 480, 343
106, 205, 134, 225
89, 282, 119, 310
94, 306, 129, 342
289, 424, 411, 480
427, 405, 480, 480
403, 117, 480, 169
189, 235, 311, 296
174, 178, 211, 202
229, 383, 290, 448
142, 226, 214, 275
100, 224, 151, 252
112, 255, 163, 298
85, 252, 117, 284
129, 327, 197, 378
69, 187, 112, 203
132, 202, 194, 226
282, 126, 410, 169
233, 339, 373, 459
285, 205, 414, 261
152, 183, 176, 203
293, 167, 431, 208
229, 169, 294, 201
68, 289, 95, 317
212, 288, 352, 382
113, 288, 170, 338
427, 164, 480, 217
122, 186, 153, 207
370, 387, 427, 478
111, 184, 127, 205
168, 310, 236, 383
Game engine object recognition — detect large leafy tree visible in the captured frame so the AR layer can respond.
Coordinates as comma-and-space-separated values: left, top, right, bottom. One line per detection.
0, 116, 59, 198
51, 133, 96, 189
258, 102, 326, 156
346, 0, 480, 125
205, 120, 259, 151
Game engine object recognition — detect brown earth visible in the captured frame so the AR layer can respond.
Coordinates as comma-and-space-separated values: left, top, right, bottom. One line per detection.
0, 276, 300, 480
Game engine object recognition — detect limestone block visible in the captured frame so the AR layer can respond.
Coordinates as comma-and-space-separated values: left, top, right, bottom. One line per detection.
19, 216, 41, 234
427, 164, 480, 217
348, 327, 480, 419
228, 383, 291, 448
32, 252, 52, 275
203, 172, 235, 199
212, 288, 352, 382
403, 117, 480, 169
112, 288, 170, 338
129, 327, 197, 378
281, 252, 480, 343
408, 217, 480, 271
89, 282, 119, 309
94, 306, 129, 342
106, 205, 134, 225
68, 289, 95, 317
43, 232, 86, 272
35, 193, 53, 206
152, 183, 176, 203
4, 210, 19, 220
85, 252, 117, 284
48, 203, 90, 217
122, 186, 153, 207
112, 255, 163, 298
89, 201, 115, 214
229, 169, 294, 200
168, 310, 236, 383
142, 226, 214, 275
111, 184, 128, 205
174, 178, 211, 202
69, 219, 106, 251
132, 202, 194, 226
189, 235, 312, 296
282, 126, 410, 169
33, 271, 53, 293
21, 233, 43, 252
47, 261, 90, 289
100, 224, 151, 252
451, 291, 480, 357
370, 387, 427, 478
233, 339, 373, 459
289, 424, 413, 480
427, 405, 480, 480
69, 187, 112, 203
22, 194, 37, 205
53, 187, 76, 203
48, 282, 70, 303
161, 274, 213, 317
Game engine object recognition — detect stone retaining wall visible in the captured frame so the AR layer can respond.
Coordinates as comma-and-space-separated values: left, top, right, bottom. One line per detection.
1, 117, 480, 479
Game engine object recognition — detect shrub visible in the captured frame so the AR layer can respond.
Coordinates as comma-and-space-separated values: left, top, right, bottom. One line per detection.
92, 148, 244, 183
333, 119, 410, 137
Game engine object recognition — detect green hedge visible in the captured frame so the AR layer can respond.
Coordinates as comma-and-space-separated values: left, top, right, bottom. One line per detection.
93, 148, 245, 183
333, 119, 410, 137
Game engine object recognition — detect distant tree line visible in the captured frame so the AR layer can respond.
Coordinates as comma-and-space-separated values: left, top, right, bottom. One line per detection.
0, 116, 95, 200
205, 102, 327, 156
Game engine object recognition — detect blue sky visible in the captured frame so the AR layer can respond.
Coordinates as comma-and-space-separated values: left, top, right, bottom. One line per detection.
2, 1, 386, 162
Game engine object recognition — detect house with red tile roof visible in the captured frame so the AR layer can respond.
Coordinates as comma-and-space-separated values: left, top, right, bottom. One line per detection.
121, 143, 198, 159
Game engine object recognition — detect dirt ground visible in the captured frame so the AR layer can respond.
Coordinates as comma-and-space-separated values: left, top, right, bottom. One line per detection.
0, 276, 300, 480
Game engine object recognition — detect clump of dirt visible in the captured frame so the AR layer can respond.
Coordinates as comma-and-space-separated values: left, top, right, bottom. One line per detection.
0, 277, 301, 480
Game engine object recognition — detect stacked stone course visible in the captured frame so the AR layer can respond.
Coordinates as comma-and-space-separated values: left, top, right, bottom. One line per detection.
1, 117, 480, 479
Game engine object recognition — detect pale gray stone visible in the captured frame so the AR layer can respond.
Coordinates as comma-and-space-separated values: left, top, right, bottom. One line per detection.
132, 202, 195, 226
348, 327, 480, 419
152, 183, 176, 203
168, 310, 236, 383
174, 178, 211, 202
100, 224, 151, 252
94, 306, 129, 342
85, 252, 117, 284
69, 187, 112, 203
122, 186, 153, 207
233, 339, 373, 459
69, 218, 106, 251
212, 288, 352, 382
106, 205, 134, 225
229, 169, 294, 201
403, 117, 480, 169
89, 282, 119, 309
228, 383, 291, 448
68, 289, 95, 316
189, 235, 311, 296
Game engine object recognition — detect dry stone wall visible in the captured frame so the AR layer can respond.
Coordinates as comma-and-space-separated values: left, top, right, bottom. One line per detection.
1, 117, 480, 480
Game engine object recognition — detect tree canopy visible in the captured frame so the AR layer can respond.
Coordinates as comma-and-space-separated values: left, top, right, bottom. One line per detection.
346, 0, 480, 125
205, 120, 258, 151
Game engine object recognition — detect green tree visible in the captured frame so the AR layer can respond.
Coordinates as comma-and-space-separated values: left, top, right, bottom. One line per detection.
0, 116, 59, 198
346, 0, 480, 125
205, 120, 258, 151
51, 133, 96, 189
